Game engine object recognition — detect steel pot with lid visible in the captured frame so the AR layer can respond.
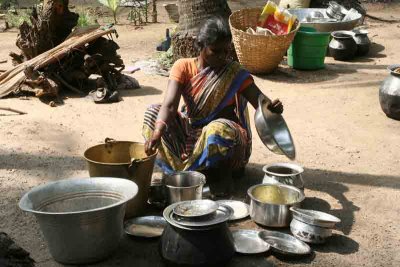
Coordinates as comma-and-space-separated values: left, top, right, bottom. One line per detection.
262, 162, 305, 191
160, 202, 235, 266
379, 64, 400, 120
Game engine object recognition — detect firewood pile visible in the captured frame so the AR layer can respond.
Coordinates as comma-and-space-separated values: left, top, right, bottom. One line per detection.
0, 0, 137, 105
0, 232, 35, 267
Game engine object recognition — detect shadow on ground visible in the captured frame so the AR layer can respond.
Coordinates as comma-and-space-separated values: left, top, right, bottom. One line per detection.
236, 163, 400, 235
367, 42, 386, 58
120, 86, 162, 97
0, 151, 87, 178
256, 64, 358, 84
95, 235, 277, 267
226, 162, 400, 262
8, 159, 395, 265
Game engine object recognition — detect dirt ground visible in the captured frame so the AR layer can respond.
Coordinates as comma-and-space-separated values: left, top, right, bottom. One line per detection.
1, 1, 400, 266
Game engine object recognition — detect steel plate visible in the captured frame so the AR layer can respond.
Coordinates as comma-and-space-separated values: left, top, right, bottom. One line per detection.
124, 216, 167, 238
258, 230, 311, 256
217, 200, 249, 221
232, 229, 270, 254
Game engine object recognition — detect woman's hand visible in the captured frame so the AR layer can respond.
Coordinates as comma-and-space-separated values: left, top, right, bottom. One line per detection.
145, 129, 162, 155
145, 79, 182, 156
268, 99, 283, 114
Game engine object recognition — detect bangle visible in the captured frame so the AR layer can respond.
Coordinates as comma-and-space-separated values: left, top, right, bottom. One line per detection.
155, 120, 168, 130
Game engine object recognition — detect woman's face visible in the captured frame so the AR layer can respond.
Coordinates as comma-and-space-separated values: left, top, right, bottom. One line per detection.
200, 39, 231, 69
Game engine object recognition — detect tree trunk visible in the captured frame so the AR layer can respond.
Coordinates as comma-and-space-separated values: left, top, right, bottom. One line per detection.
172, 0, 232, 60
15, 0, 78, 60
152, 0, 158, 23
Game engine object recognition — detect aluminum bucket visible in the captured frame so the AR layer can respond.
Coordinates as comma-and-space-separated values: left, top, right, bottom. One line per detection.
84, 139, 157, 218
164, 171, 206, 203
19, 177, 138, 264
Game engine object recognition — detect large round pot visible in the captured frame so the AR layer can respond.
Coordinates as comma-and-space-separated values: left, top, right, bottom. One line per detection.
379, 64, 400, 120
19, 178, 138, 264
164, 171, 206, 204
353, 29, 370, 56
248, 184, 305, 227
254, 94, 296, 159
84, 139, 157, 218
160, 222, 235, 266
262, 162, 305, 191
329, 31, 357, 61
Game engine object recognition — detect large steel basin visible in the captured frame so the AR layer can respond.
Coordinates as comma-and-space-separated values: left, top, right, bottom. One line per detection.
19, 177, 138, 264
289, 8, 362, 32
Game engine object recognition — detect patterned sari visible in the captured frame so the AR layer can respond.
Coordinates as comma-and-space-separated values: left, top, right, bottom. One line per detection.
143, 61, 252, 174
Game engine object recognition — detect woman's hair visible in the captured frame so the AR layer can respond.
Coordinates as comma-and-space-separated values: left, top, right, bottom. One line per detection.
197, 16, 232, 49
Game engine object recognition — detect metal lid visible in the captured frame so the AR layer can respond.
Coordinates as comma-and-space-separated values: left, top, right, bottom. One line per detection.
259, 230, 311, 256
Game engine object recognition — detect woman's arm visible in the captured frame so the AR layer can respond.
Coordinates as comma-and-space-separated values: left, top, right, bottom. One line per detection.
242, 82, 283, 113
145, 79, 182, 155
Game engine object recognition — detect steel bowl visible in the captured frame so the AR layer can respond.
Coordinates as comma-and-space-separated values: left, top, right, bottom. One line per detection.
248, 184, 304, 227
290, 207, 341, 228
19, 177, 138, 264
289, 8, 362, 32
173, 199, 219, 218
290, 218, 332, 244
255, 95, 295, 159
164, 171, 206, 204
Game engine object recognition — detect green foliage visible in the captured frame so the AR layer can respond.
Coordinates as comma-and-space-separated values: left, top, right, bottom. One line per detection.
77, 9, 98, 27
98, 0, 120, 24
157, 47, 174, 69
0, 0, 18, 10
5, 9, 31, 28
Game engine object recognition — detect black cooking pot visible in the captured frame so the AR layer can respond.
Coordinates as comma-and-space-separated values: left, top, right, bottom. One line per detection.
353, 29, 371, 56
329, 31, 357, 61
160, 222, 235, 267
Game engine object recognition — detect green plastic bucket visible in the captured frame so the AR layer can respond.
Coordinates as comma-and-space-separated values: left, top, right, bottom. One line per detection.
287, 27, 330, 70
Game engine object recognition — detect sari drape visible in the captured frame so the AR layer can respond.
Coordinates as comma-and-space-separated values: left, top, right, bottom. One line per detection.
143, 61, 252, 174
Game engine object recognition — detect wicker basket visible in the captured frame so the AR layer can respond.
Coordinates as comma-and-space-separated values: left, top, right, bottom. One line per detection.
229, 8, 300, 74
